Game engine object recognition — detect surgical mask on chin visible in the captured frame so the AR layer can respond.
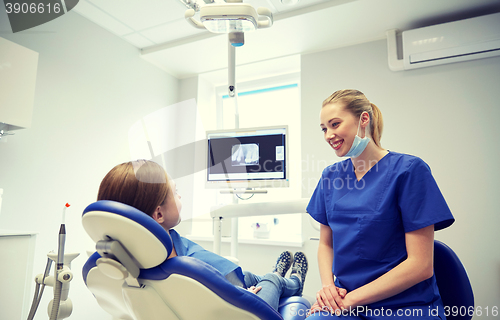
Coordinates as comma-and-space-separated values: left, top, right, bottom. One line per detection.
344, 115, 370, 158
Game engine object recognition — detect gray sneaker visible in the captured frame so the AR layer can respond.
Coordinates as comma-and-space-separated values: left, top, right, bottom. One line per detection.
290, 252, 308, 284
272, 251, 294, 277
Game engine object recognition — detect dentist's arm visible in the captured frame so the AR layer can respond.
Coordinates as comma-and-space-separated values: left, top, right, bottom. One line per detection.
312, 224, 346, 313
341, 225, 435, 308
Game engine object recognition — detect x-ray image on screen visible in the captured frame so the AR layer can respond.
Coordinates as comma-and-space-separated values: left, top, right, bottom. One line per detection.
276, 146, 284, 161
231, 143, 259, 166
206, 126, 289, 189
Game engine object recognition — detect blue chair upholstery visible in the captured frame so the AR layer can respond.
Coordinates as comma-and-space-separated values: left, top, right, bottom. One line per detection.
82, 200, 310, 320
434, 240, 474, 320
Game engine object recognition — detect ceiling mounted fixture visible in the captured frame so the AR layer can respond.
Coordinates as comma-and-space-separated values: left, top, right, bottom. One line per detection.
185, 0, 273, 35
184, 0, 274, 98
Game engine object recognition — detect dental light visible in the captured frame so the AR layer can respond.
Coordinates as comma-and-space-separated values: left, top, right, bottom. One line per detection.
185, 3, 273, 35
184, 0, 273, 96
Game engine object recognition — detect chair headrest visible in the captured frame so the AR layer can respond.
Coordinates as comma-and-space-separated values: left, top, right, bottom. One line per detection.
82, 200, 173, 269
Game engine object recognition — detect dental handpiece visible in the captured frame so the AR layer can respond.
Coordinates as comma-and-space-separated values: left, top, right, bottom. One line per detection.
57, 203, 70, 269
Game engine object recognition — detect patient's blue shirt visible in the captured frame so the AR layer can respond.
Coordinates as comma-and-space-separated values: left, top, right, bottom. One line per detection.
307, 151, 454, 310
169, 229, 246, 287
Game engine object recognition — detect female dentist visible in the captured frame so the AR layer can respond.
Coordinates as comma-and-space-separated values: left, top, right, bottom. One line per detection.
306, 89, 454, 319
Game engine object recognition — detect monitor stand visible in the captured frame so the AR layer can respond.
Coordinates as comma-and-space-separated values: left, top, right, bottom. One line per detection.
220, 188, 268, 194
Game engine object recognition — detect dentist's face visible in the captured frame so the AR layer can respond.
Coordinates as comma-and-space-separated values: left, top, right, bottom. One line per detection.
319, 102, 358, 157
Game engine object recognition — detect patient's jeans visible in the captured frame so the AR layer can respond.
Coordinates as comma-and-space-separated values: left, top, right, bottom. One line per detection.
243, 271, 302, 311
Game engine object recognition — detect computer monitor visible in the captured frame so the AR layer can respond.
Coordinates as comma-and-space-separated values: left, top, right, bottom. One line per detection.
206, 125, 289, 189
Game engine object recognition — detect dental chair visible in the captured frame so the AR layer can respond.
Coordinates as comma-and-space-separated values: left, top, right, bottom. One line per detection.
434, 240, 474, 320
82, 200, 311, 320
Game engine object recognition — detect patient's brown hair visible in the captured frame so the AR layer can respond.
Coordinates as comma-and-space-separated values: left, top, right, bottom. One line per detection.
97, 160, 169, 216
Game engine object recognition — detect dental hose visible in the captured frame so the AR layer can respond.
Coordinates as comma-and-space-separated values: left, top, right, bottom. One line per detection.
26, 257, 53, 320
49, 280, 63, 320
49, 203, 70, 320
27, 282, 40, 320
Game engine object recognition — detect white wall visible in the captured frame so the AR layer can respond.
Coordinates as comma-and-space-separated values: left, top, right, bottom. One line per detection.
0, 9, 179, 320
301, 39, 500, 310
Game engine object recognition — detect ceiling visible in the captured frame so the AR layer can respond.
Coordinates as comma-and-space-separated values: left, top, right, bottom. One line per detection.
72, 0, 500, 79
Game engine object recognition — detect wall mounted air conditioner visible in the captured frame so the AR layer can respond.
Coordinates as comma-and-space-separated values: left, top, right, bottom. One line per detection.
387, 12, 500, 71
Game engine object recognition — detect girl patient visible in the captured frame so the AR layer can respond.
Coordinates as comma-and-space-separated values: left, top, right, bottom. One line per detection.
97, 159, 308, 311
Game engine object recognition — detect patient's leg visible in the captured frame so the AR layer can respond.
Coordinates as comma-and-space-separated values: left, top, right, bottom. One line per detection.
244, 271, 302, 311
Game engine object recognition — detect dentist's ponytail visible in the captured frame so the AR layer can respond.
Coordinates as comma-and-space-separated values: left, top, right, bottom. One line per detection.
322, 89, 384, 148
369, 102, 383, 148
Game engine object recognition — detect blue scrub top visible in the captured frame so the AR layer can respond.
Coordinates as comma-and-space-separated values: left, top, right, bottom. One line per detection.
307, 151, 454, 310
169, 229, 246, 287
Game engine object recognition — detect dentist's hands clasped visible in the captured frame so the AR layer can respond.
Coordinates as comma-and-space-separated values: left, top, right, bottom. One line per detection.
309, 284, 348, 316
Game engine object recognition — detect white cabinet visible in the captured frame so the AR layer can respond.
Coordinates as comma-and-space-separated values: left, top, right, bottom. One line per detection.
0, 37, 39, 132
0, 232, 37, 320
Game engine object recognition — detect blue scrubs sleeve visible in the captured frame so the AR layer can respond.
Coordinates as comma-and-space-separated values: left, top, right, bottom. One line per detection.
307, 173, 329, 225
398, 158, 454, 232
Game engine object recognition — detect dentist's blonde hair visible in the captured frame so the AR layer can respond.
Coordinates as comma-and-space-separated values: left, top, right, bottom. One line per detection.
322, 89, 383, 148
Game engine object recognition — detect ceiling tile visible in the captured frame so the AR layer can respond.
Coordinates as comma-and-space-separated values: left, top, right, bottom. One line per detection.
73, 0, 134, 36
123, 33, 156, 48
141, 34, 228, 78
141, 19, 206, 44
87, 0, 187, 31
267, 0, 337, 14
245, 0, 278, 13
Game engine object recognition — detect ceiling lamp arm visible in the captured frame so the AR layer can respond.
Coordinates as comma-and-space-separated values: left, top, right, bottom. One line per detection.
257, 7, 273, 28
185, 9, 206, 29
228, 40, 236, 97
